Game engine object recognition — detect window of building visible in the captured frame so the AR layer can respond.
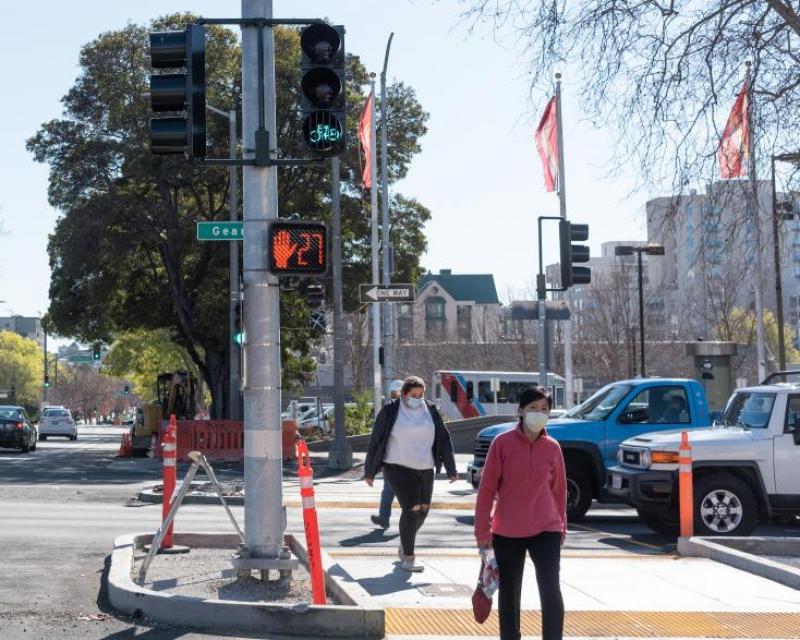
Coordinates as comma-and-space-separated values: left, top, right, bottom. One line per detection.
398, 303, 413, 342
426, 297, 446, 340
457, 305, 472, 341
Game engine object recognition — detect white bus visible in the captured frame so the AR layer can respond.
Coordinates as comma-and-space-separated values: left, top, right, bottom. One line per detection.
432, 370, 567, 420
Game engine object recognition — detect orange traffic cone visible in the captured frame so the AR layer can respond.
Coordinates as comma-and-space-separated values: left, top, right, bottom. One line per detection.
117, 432, 132, 458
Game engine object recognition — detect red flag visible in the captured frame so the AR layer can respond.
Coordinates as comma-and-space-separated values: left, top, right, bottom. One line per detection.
358, 92, 374, 189
535, 96, 559, 192
718, 81, 750, 179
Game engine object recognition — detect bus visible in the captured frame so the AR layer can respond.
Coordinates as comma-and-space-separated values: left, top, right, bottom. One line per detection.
432, 370, 567, 420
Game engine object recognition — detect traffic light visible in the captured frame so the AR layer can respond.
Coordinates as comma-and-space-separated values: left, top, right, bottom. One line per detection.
299, 23, 346, 155
148, 24, 206, 158
123, 385, 130, 396
233, 300, 244, 346
44, 374, 50, 388
559, 220, 591, 289
267, 221, 328, 276
305, 283, 325, 308
92, 345, 102, 361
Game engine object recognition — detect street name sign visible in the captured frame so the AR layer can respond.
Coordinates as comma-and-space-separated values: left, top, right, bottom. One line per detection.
68, 355, 93, 362
359, 284, 415, 303
197, 221, 243, 241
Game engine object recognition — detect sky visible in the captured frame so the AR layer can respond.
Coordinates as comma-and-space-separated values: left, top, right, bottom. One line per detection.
0, 0, 650, 343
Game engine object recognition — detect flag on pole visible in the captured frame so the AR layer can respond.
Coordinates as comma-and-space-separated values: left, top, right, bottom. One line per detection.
358, 91, 375, 189
718, 80, 750, 179
535, 96, 559, 192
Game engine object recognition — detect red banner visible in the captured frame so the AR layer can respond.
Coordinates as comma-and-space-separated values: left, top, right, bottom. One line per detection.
535, 96, 559, 192
358, 92, 374, 189
718, 81, 750, 179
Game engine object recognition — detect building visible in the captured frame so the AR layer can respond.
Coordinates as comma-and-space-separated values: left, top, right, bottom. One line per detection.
646, 180, 800, 341
396, 269, 503, 344
0, 315, 44, 348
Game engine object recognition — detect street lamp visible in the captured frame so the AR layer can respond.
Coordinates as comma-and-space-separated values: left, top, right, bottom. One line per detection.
615, 244, 665, 377
771, 152, 800, 371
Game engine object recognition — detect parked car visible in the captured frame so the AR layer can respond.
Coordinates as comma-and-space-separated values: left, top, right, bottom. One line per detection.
467, 378, 713, 521
38, 407, 78, 441
608, 377, 800, 536
0, 405, 37, 453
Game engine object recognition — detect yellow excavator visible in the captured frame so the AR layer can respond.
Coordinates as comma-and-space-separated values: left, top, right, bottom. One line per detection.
130, 371, 197, 456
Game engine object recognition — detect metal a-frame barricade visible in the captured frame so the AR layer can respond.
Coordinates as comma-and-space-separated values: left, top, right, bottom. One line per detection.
137, 450, 244, 585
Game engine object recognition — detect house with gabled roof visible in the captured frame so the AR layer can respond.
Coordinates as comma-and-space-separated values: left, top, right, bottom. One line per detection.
397, 269, 503, 343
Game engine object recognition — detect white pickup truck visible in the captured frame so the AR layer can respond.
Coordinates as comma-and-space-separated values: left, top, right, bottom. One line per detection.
607, 375, 800, 536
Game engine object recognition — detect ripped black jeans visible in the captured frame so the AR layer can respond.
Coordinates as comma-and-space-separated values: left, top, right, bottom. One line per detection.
382, 463, 434, 556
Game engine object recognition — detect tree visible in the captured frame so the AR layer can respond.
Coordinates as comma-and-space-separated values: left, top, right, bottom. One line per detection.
0, 332, 43, 408
29, 15, 430, 417
102, 329, 195, 401
461, 1, 800, 187
713, 307, 800, 371
48, 364, 119, 421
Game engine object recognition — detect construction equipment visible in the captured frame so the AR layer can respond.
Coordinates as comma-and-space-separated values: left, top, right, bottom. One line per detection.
130, 371, 198, 456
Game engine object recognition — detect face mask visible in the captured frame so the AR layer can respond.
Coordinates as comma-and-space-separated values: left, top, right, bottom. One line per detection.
405, 396, 424, 410
522, 411, 548, 435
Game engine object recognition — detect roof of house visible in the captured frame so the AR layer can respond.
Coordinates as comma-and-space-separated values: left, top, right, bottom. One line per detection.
417, 269, 500, 304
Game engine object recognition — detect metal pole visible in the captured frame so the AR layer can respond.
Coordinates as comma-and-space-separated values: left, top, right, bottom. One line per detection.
369, 76, 382, 416
537, 218, 548, 387
328, 156, 352, 470
638, 250, 646, 377
229, 110, 241, 420
239, 0, 285, 565
745, 61, 767, 381
43, 329, 48, 404
380, 34, 394, 394
555, 73, 574, 408
771, 155, 787, 370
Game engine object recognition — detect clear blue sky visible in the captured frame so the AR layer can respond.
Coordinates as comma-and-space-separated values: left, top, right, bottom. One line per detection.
0, 0, 649, 335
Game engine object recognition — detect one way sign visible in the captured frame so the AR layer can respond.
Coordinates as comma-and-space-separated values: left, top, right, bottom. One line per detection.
359, 284, 416, 303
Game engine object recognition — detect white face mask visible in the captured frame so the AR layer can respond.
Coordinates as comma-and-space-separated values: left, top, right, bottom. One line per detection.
522, 411, 548, 435
405, 396, 424, 410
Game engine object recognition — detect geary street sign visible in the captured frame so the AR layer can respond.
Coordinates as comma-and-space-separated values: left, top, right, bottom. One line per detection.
68, 355, 94, 362
359, 284, 415, 304
197, 221, 243, 241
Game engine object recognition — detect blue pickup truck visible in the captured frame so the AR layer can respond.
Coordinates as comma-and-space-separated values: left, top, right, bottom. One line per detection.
466, 378, 712, 521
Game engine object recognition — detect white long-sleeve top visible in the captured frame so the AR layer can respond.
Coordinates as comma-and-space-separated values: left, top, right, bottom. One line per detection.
383, 401, 435, 470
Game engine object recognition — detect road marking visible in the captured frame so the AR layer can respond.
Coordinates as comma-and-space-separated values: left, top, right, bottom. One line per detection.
385, 609, 800, 637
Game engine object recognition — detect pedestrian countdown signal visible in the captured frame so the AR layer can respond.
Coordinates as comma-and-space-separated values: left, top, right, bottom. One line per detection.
267, 221, 328, 276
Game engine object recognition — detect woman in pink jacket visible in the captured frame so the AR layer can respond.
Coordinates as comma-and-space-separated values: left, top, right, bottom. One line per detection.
474, 385, 567, 640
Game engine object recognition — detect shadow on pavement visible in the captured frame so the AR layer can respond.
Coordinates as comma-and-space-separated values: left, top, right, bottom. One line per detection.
338, 528, 400, 547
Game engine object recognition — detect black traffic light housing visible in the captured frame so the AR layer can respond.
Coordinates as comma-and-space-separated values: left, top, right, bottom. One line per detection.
559, 220, 591, 289
233, 299, 243, 346
148, 24, 206, 158
305, 282, 325, 308
92, 345, 102, 361
123, 385, 130, 396
44, 374, 50, 388
299, 23, 346, 155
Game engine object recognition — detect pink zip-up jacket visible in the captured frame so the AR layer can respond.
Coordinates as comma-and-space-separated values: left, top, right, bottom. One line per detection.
474, 425, 567, 542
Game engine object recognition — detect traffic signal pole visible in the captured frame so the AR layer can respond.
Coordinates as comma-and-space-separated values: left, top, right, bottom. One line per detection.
228, 109, 241, 421
380, 34, 394, 394
235, 0, 295, 577
369, 75, 382, 416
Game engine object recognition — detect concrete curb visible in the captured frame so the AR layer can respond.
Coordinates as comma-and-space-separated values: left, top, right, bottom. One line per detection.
108, 532, 384, 638
677, 536, 800, 590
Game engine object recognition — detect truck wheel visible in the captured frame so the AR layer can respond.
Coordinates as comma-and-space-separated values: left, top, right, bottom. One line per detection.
636, 508, 679, 535
39, 434, 47, 441
566, 465, 593, 522
694, 473, 758, 536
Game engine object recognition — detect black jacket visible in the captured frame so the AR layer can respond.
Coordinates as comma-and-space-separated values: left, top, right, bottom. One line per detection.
364, 399, 457, 479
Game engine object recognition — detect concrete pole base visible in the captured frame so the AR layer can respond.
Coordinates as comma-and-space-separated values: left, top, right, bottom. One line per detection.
327, 440, 353, 470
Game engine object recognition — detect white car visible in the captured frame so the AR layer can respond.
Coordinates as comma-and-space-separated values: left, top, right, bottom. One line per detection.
38, 407, 78, 441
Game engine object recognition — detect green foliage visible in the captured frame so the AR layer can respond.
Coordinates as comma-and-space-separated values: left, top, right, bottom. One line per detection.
102, 329, 196, 401
0, 332, 43, 407
28, 15, 430, 416
344, 391, 375, 436
713, 307, 800, 363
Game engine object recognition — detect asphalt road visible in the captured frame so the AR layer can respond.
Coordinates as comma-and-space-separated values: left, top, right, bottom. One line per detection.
0, 425, 797, 639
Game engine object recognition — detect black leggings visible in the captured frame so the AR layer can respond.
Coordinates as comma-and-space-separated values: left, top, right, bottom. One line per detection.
382, 463, 434, 556
492, 531, 564, 640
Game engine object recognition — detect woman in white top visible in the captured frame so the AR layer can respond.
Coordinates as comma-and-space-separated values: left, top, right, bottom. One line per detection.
365, 376, 458, 572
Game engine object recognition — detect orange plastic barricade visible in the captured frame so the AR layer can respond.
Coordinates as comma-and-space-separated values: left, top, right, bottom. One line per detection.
296, 439, 326, 605
282, 420, 297, 461
679, 431, 694, 537
160, 415, 178, 549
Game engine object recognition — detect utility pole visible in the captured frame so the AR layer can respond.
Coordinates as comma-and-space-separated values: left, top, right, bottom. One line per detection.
43, 328, 48, 404
235, 0, 295, 577
227, 109, 240, 420
771, 154, 786, 371
369, 74, 382, 416
380, 34, 394, 392
328, 156, 353, 469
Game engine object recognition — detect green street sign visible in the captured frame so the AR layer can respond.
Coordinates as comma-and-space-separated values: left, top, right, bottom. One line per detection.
68, 355, 93, 362
197, 221, 243, 241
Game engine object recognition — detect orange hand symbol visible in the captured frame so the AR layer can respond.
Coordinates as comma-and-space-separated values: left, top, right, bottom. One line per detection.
273, 230, 298, 268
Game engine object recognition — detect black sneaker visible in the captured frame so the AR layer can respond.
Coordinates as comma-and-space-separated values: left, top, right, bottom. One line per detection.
370, 514, 389, 529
